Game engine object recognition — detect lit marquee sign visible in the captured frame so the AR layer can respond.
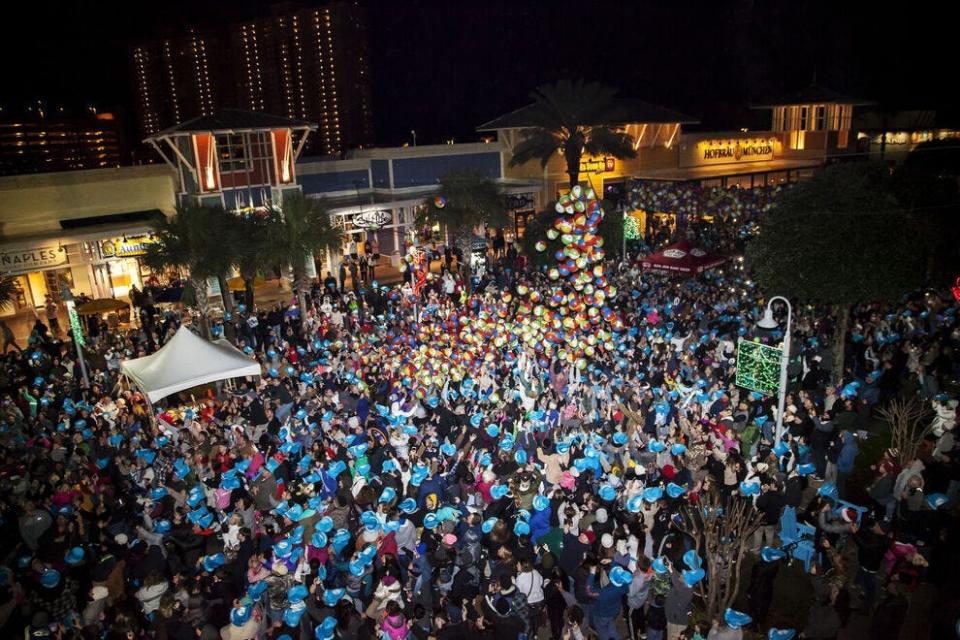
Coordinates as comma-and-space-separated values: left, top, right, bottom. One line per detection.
354, 210, 392, 230
701, 139, 774, 162
681, 136, 777, 167
579, 156, 616, 174
100, 235, 158, 259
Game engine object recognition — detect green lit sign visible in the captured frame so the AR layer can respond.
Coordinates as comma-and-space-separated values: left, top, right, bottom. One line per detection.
67, 302, 85, 347
624, 213, 643, 240
735, 338, 781, 396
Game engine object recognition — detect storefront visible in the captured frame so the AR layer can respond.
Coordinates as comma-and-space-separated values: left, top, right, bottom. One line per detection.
504, 191, 539, 242
95, 234, 160, 296
0, 228, 162, 318
308, 193, 426, 285
0, 165, 177, 321
0, 244, 77, 313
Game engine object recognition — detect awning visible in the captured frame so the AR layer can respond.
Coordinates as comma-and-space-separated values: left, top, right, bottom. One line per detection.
0, 210, 165, 251
632, 159, 823, 183
640, 240, 728, 275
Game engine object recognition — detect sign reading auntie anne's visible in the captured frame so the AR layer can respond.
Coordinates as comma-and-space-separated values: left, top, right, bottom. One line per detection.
0, 245, 67, 274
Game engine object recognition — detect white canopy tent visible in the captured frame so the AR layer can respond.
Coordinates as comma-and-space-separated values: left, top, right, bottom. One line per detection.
120, 326, 262, 403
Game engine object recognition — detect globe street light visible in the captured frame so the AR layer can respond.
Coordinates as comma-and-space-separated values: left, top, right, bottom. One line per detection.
758, 295, 792, 443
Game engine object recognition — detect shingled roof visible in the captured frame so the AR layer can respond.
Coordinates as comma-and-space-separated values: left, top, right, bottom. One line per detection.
150, 109, 316, 139
751, 85, 875, 108
477, 99, 698, 131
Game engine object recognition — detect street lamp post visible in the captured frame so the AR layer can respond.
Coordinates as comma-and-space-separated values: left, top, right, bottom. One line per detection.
756, 295, 792, 443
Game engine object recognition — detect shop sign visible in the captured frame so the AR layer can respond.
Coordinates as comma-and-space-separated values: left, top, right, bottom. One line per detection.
100, 235, 157, 259
871, 132, 910, 146
684, 137, 775, 167
507, 193, 536, 212
0, 245, 67, 274
354, 210, 392, 230
579, 156, 616, 174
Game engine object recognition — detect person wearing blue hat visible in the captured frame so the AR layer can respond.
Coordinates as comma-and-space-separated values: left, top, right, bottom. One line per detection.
323, 587, 346, 607
723, 607, 752, 630
40, 569, 61, 589
248, 580, 269, 601
64, 546, 85, 566
481, 517, 499, 534
202, 553, 226, 573
591, 564, 633, 640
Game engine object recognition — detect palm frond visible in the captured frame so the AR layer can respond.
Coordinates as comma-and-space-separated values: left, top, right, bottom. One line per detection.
143, 203, 224, 279
509, 129, 562, 169
511, 79, 624, 181
419, 171, 508, 235
268, 193, 342, 269
0, 275, 19, 310
585, 126, 637, 160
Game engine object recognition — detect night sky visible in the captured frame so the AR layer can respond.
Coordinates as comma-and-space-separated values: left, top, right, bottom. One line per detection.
2, 0, 957, 147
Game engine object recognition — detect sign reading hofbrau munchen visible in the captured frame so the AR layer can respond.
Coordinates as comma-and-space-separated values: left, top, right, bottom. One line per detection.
680, 136, 776, 168
0, 245, 67, 274
702, 141, 772, 161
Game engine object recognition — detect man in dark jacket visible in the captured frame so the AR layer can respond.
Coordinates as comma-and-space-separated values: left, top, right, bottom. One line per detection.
851, 516, 890, 611
753, 481, 785, 551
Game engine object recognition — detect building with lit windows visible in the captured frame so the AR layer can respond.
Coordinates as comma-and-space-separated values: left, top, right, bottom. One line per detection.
853, 108, 960, 163
0, 107, 124, 176
130, 29, 220, 144
0, 164, 175, 315
751, 85, 873, 161
481, 85, 873, 232
131, 1, 373, 156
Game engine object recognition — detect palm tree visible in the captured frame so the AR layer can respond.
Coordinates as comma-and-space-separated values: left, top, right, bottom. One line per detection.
144, 202, 229, 339
418, 171, 508, 289
206, 210, 246, 324
267, 193, 342, 316
508, 79, 637, 188
0, 275, 19, 311
235, 212, 273, 309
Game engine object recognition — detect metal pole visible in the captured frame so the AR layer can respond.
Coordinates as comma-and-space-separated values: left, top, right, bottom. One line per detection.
621, 205, 627, 264
60, 281, 90, 388
768, 295, 792, 443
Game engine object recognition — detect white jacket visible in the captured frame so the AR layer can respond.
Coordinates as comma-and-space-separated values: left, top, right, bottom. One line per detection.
515, 570, 545, 604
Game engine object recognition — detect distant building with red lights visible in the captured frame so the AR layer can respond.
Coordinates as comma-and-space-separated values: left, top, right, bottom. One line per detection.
0, 107, 124, 176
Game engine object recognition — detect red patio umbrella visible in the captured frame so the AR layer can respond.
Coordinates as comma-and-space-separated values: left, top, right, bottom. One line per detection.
640, 240, 728, 275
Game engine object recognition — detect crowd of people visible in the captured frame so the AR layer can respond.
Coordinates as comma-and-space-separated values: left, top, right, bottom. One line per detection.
1, 224, 958, 640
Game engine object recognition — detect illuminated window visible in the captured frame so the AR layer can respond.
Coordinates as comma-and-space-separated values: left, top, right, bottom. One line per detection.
837, 130, 849, 149
815, 106, 826, 131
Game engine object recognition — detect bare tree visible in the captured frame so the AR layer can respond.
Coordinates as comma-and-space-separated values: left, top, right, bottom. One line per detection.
877, 396, 934, 462
677, 488, 765, 622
